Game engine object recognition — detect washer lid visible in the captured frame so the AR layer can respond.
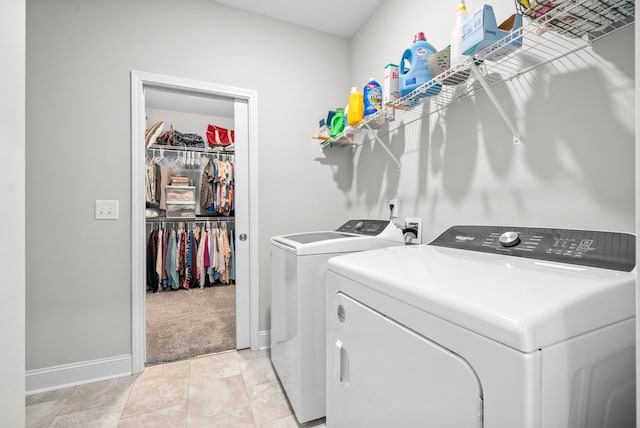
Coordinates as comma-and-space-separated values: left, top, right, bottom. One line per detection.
271, 220, 404, 255
278, 231, 356, 245
327, 244, 635, 353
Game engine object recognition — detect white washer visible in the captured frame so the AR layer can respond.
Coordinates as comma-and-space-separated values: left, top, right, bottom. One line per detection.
326, 225, 636, 428
271, 219, 404, 423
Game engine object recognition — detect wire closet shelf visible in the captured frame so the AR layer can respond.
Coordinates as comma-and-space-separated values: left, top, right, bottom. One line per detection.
321, 0, 634, 148
147, 143, 235, 154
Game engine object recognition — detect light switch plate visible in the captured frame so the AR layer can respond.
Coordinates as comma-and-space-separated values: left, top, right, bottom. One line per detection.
95, 200, 119, 220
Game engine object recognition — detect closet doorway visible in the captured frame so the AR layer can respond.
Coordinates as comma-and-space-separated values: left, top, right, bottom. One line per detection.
131, 71, 259, 374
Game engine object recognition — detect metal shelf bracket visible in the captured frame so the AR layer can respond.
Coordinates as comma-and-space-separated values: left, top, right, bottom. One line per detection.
470, 63, 522, 144
363, 122, 401, 169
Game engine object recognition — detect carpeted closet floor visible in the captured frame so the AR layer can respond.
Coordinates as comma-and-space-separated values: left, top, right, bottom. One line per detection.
145, 284, 236, 366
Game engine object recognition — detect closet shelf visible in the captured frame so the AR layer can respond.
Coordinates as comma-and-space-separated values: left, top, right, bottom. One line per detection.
147, 144, 235, 154
317, 0, 634, 149
165, 201, 196, 206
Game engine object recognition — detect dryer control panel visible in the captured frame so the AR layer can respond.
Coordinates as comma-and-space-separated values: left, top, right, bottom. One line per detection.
429, 225, 636, 272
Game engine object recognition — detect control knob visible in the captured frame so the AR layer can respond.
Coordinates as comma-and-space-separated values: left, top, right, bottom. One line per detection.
499, 231, 521, 247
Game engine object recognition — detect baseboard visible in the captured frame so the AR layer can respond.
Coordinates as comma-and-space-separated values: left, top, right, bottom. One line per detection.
258, 329, 271, 350
26, 354, 132, 395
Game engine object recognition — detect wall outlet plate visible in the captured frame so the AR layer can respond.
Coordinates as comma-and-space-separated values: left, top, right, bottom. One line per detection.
404, 217, 422, 244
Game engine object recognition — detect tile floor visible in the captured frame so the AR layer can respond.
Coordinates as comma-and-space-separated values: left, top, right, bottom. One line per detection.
26, 350, 326, 428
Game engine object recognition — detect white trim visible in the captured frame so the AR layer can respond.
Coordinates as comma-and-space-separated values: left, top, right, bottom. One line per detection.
130, 71, 261, 373
258, 329, 271, 350
233, 99, 251, 349
635, 16, 639, 424
25, 355, 132, 395
247, 88, 260, 351
130, 72, 146, 374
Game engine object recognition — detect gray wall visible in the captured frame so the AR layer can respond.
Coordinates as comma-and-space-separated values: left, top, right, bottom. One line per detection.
1, 0, 26, 422
25, 0, 636, 374
346, 0, 635, 238
26, 0, 351, 370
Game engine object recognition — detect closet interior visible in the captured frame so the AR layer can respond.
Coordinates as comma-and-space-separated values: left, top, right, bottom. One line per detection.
143, 88, 238, 365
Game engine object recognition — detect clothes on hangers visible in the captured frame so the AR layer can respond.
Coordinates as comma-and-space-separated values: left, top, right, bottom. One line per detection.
146, 229, 159, 292
159, 165, 173, 210
145, 154, 170, 209
155, 228, 163, 285
230, 229, 235, 281
200, 157, 234, 216
145, 164, 157, 204
146, 221, 236, 293
167, 229, 179, 289
200, 161, 215, 211
146, 152, 234, 216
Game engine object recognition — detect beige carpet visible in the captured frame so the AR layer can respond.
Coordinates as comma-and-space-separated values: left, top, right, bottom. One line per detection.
145, 284, 236, 366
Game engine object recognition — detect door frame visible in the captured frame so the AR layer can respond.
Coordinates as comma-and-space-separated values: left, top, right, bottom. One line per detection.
130, 70, 259, 373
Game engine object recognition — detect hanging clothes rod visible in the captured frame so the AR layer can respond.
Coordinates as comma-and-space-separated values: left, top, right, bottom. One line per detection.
147, 144, 234, 154
146, 216, 235, 223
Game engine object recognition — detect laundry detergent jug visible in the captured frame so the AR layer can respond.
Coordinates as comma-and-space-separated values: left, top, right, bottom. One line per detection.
399, 32, 441, 98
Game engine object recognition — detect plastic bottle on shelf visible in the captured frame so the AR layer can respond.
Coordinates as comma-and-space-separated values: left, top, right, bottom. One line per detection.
347, 87, 364, 126
450, 0, 469, 67
329, 107, 345, 138
363, 77, 382, 117
399, 32, 438, 97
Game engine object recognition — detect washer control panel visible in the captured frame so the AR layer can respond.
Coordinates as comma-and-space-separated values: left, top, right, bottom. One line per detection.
429, 225, 635, 272
498, 231, 521, 247
336, 219, 392, 236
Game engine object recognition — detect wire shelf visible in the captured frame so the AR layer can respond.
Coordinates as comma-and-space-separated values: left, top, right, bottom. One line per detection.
515, 0, 634, 39
147, 144, 235, 154
318, 0, 634, 148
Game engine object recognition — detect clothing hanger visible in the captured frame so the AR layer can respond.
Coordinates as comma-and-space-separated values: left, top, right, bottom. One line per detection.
153, 148, 168, 166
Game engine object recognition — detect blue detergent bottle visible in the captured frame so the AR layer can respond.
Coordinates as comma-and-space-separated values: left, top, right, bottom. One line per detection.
399, 32, 441, 98
363, 77, 383, 116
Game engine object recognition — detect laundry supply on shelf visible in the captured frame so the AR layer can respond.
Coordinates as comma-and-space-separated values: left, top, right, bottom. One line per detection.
461, 5, 523, 62
383, 64, 400, 120
347, 87, 364, 126
399, 32, 441, 98
383, 64, 400, 105
427, 47, 452, 80
450, 0, 469, 67
363, 78, 382, 117
330, 107, 345, 137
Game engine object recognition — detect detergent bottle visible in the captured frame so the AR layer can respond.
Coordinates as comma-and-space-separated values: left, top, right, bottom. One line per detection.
399, 32, 438, 97
329, 107, 345, 138
363, 77, 383, 116
450, 0, 469, 67
347, 87, 364, 126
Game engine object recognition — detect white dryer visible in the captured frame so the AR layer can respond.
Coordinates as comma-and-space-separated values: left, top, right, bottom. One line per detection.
271, 219, 404, 423
326, 225, 636, 428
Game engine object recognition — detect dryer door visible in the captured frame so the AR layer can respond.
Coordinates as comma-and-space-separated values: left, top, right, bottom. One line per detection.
328, 292, 483, 428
